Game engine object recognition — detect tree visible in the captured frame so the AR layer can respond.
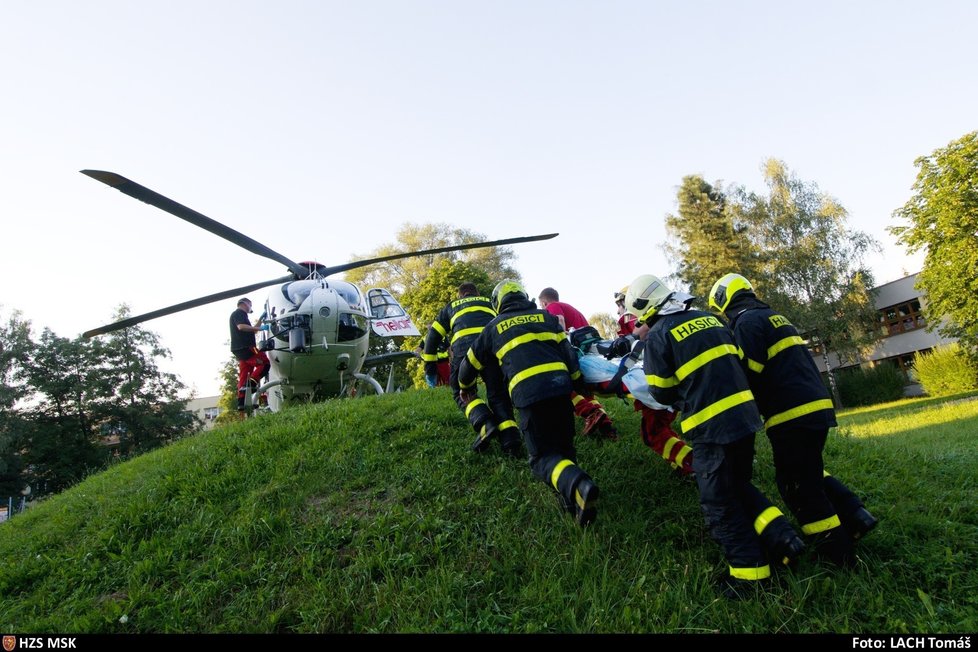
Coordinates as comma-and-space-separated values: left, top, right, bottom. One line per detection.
215, 357, 241, 425
666, 162, 880, 364
344, 222, 521, 296
588, 312, 618, 339
736, 160, 881, 363
99, 306, 199, 454
397, 259, 495, 388
664, 175, 762, 298
890, 131, 978, 358
20, 329, 109, 493
0, 309, 32, 495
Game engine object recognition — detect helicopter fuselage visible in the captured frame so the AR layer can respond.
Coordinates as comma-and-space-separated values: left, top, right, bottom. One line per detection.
258, 278, 370, 410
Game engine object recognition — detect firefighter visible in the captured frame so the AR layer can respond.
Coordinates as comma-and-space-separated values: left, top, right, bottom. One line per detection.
538, 287, 618, 439
603, 288, 694, 476
422, 282, 521, 457
622, 274, 805, 598
458, 280, 600, 527
709, 273, 879, 566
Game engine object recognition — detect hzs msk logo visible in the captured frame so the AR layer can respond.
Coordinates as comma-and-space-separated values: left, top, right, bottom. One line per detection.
3, 636, 15, 652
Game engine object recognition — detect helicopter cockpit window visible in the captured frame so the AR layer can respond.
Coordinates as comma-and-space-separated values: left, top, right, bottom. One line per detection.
282, 280, 320, 307
330, 281, 362, 310
337, 313, 368, 342
368, 289, 407, 319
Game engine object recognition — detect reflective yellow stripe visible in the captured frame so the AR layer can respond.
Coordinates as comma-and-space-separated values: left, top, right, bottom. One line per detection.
765, 398, 834, 429
508, 362, 568, 395
420, 353, 438, 362
662, 437, 680, 460
680, 390, 755, 433
729, 564, 771, 581
432, 322, 447, 337
747, 358, 764, 373
754, 506, 784, 535
675, 344, 740, 382
571, 394, 585, 405
466, 347, 483, 371
570, 370, 581, 380
450, 305, 495, 328
495, 331, 566, 361
823, 470, 832, 478
767, 335, 805, 361
674, 444, 692, 466
459, 378, 476, 389
464, 398, 486, 418
801, 514, 842, 536
647, 373, 679, 388
498, 420, 518, 430
550, 459, 574, 489
451, 327, 484, 343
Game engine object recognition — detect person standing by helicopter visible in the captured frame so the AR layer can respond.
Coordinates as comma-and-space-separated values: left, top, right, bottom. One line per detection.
230, 297, 270, 414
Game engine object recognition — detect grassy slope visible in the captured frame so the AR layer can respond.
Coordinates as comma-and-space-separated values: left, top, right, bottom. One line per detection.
1, 389, 976, 633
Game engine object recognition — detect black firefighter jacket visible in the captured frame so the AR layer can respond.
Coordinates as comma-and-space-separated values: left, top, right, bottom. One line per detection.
644, 308, 763, 444
458, 299, 583, 409
726, 295, 837, 434
422, 295, 497, 363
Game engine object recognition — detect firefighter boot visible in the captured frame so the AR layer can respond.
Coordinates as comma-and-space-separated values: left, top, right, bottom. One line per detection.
812, 526, 857, 568
845, 507, 879, 542
759, 515, 806, 568
498, 427, 523, 459
470, 421, 498, 453
716, 574, 767, 601
571, 476, 599, 527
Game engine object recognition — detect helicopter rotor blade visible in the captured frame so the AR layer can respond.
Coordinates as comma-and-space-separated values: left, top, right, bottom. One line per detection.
322, 232, 560, 277
80, 170, 308, 278
83, 274, 294, 338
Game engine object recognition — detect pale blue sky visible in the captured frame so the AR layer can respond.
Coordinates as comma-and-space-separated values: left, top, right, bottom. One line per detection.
2, 1, 974, 396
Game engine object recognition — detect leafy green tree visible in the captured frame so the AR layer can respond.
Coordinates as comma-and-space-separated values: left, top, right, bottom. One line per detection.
215, 357, 241, 425
667, 162, 880, 365
99, 306, 198, 454
588, 312, 618, 339
890, 131, 978, 358
0, 309, 32, 495
736, 160, 881, 363
344, 222, 521, 296
20, 329, 109, 494
664, 175, 762, 298
397, 259, 495, 388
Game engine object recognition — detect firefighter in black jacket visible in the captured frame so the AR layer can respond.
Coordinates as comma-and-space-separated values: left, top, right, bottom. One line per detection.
710, 273, 878, 565
422, 282, 521, 456
623, 274, 805, 597
458, 280, 600, 526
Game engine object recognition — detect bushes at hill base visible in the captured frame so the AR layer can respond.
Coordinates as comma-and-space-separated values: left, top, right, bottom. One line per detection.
914, 343, 978, 396
836, 363, 907, 407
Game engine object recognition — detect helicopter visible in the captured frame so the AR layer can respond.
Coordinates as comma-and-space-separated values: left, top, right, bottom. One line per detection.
80, 170, 557, 412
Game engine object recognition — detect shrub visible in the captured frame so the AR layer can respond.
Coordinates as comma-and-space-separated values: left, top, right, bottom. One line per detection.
914, 343, 978, 396
836, 362, 907, 407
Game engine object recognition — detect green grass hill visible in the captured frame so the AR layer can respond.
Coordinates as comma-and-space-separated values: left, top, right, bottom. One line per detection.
2, 389, 976, 633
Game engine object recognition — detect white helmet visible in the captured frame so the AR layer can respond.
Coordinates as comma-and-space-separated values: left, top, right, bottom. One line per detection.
624, 274, 674, 324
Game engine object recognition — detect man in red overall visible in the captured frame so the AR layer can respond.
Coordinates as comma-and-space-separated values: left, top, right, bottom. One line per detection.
229, 297, 270, 414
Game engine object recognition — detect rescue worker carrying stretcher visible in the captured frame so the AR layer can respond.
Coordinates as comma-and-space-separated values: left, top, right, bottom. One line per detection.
422, 282, 521, 457
598, 288, 694, 476
458, 280, 600, 527
709, 273, 878, 566
621, 274, 805, 598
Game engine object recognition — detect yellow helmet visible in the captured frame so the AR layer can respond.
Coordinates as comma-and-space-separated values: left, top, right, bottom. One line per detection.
491, 279, 528, 313
709, 273, 754, 313
624, 274, 673, 324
